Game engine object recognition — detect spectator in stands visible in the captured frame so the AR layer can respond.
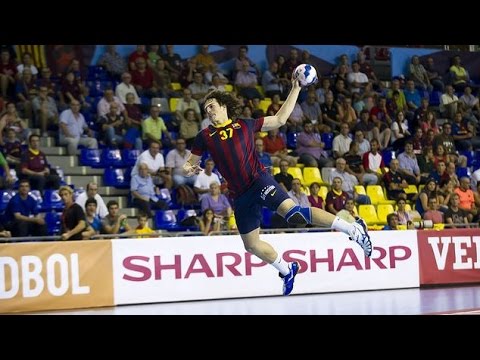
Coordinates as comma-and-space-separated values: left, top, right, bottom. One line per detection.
115, 72, 141, 105
301, 92, 322, 124
273, 159, 294, 193
59, 71, 88, 110
262, 61, 287, 100
423, 197, 444, 224
102, 200, 132, 235
123, 92, 143, 150
308, 182, 324, 210
344, 141, 378, 186
194, 158, 221, 201
326, 177, 350, 215
131, 139, 172, 189
263, 128, 297, 167
445, 161, 460, 188
198, 208, 221, 235
390, 111, 410, 151
201, 181, 232, 220
0, 151, 14, 189
370, 97, 392, 149
20, 134, 60, 194
188, 72, 209, 102
459, 86, 479, 120
176, 88, 202, 122
397, 140, 421, 185
445, 193, 470, 228
354, 129, 370, 156
332, 123, 352, 159
75, 182, 108, 219
36, 67, 57, 99
330, 157, 371, 205
97, 45, 128, 81
2, 127, 22, 166
0, 49, 17, 98
98, 102, 126, 148
433, 122, 467, 167
15, 68, 36, 122
383, 213, 399, 230
383, 159, 409, 201
97, 88, 126, 119
387, 80, 408, 116
166, 137, 196, 187
127, 212, 156, 237
255, 138, 272, 168
320, 92, 341, 131
336, 198, 357, 223
82, 197, 102, 236
205, 63, 229, 87
235, 60, 262, 101
179, 108, 200, 148
362, 139, 386, 183
404, 80, 422, 113
59, 185, 88, 241
287, 178, 310, 207
32, 86, 59, 137
440, 85, 459, 120
4, 179, 47, 237
347, 61, 369, 94
423, 57, 444, 92
234, 45, 260, 79
454, 177, 476, 222
449, 55, 470, 93
142, 104, 174, 146
131, 57, 160, 99
128, 45, 148, 72
394, 198, 412, 226
163, 45, 182, 82
409, 55, 431, 92
59, 100, 98, 155
0, 102, 29, 145
418, 146, 435, 183
131, 162, 169, 216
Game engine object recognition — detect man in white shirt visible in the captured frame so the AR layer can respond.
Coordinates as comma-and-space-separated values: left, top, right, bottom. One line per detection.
194, 158, 221, 200
75, 182, 108, 218
131, 139, 172, 189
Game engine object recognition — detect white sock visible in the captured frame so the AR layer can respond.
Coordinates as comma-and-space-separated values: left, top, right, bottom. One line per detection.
332, 216, 352, 235
271, 254, 290, 276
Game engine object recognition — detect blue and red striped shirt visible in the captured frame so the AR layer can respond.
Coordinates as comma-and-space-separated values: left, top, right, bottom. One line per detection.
191, 118, 266, 198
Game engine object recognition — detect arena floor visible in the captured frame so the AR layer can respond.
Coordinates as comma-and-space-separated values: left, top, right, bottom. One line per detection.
34, 285, 480, 315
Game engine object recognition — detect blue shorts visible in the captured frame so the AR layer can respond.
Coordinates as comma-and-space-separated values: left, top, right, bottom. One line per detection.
233, 172, 290, 234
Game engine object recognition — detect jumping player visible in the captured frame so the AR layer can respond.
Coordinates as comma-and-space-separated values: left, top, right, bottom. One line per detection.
183, 75, 372, 296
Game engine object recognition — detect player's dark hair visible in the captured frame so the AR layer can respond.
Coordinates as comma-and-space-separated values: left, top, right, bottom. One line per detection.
204, 90, 242, 120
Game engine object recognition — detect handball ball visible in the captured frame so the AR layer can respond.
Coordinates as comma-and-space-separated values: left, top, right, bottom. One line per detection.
294, 63, 318, 87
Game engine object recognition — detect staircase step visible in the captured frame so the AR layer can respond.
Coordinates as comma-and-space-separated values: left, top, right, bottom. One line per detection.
40, 137, 57, 147
65, 175, 103, 188
41, 146, 67, 155
97, 187, 130, 196
47, 155, 78, 169
64, 166, 104, 175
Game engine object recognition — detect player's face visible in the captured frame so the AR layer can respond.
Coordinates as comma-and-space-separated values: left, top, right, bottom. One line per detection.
204, 99, 227, 125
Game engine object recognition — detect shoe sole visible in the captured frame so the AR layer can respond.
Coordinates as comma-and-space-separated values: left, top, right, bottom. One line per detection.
356, 219, 372, 257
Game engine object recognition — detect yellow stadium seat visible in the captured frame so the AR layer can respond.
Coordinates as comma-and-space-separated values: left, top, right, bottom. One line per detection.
171, 82, 182, 91
303, 167, 324, 186
287, 167, 304, 184
169, 97, 181, 112
273, 167, 280, 175
358, 205, 380, 226
377, 204, 394, 224
366, 185, 396, 205
302, 186, 310, 195
395, 204, 412, 211
418, 184, 425, 193
296, 163, 304, 169
397, 224, 407, 230
354, 185, 366, 196
433, 223, 445, 230
405, 185, 418, 194
224, 84, 233, 92
318, 186, 328, 200
259, 99, 272, 114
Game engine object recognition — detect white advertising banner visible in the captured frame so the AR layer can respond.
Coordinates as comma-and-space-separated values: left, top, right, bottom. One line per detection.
112, 230, 419, 305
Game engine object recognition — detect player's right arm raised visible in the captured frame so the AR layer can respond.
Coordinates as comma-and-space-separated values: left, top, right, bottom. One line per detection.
261, 76, 302, 131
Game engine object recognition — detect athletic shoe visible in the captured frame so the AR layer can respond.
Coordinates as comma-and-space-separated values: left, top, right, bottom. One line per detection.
279, 261, 300, 296
349, 217, 373, 257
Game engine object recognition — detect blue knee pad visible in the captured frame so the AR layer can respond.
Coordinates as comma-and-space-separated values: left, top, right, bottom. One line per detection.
285, 206, 312, 225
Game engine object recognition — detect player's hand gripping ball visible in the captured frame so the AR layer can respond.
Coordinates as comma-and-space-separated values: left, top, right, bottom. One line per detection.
293, 63, 318, 87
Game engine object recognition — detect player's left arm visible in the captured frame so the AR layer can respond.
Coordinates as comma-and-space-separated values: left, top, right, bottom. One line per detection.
262, 77, 302, 131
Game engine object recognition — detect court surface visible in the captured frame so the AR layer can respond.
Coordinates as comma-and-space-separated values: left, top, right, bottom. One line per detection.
35, 285, 480, 315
